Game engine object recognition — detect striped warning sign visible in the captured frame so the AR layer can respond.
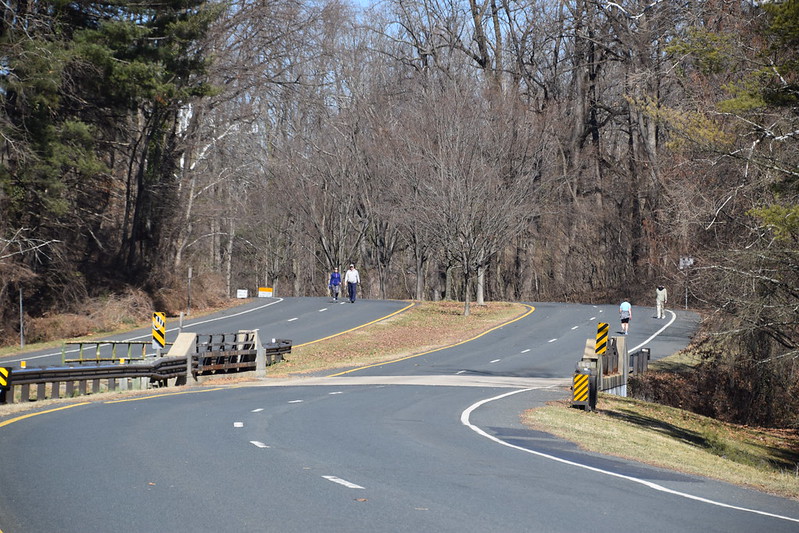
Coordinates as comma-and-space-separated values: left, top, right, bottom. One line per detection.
0, 367, 9, 389
595, 322, 609, 355
573, 373, 589, 403
152, 312, 166, 350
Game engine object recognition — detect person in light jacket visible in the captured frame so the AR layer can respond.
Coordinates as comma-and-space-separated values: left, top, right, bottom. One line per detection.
656, 285, 668, 319
344, 264, 360, 303
619, 299, 632, 335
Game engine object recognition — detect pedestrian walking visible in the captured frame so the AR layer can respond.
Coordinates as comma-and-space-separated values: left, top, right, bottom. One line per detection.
655, 285, 668, 319
619, 299, 632, 335
344, 263, 360, 303
328, 267, 341, 301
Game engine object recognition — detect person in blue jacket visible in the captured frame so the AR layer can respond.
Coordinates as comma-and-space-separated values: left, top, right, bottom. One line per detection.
328, 267, 341, 301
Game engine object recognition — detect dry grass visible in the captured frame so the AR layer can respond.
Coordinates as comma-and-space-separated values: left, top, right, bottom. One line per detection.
265, 301, 527, 377
522, 395, 799, 500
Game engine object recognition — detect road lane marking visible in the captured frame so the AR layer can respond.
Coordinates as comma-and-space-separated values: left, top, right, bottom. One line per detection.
250, 441, 270, 448
252, 408, 264, 413
329, 304, 536, 376
288, 317, 298, 322
319, 308, 328, 312
571, 326, 579, 330
521, 349, 530, 353
462, 389, 799, 525
329, 391, 343, 395
3, 299, 287, 364
490, 359, 501, 363
630, 310, 676, 352
323, 476, 365, 489
288, 400, 303, 403
0, 402, 90, 428
234, 422, 244, 428
548, 338, 557, 343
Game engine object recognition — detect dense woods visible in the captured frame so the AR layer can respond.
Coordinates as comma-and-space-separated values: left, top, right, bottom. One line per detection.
2, 0, 798, 425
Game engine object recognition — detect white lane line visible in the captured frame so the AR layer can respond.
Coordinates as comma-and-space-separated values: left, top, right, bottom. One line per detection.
521, 349, 531, 354
323, 476, 365, 489
250, 441, 270, 448
251, 408, 264, 413
548, 338, 557, 343
319, 308, 328, 312
490, 359, 501, 364
234, 422, 244, 428
288, 400, 303, 404
461, 390, 799, 525
630, 310, 677, 352
5, 298, 288, 364
590, 316, 597, 321
288, 317, 298, 322
456, 370, 467, 374
571, 326, 579, 330
329, 391, 343, 395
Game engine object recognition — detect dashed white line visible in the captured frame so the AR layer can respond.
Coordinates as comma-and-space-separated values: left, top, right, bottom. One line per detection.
329, 391, 343, 395
548, 338, 557, 343
490, 359, 501, 363
319, 308, 328, 312
521, 349, 530, 354
250, 441, 270, 448
288, 317, 298, 322
234, 422, 244, 428
456, 370, 467, 374
323, 476, 365, 489
288, 400, 303, 404
571, 326, 579, 330
590, 316, 597, 321
251, 408, 264, 413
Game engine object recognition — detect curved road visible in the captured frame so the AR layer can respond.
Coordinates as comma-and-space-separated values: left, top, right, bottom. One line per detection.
1, 298, 798, 532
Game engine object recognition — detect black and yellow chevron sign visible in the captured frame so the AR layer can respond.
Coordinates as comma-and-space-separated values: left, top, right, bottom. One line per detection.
152, 312, 166, 350
573, 372, 589, 403
0, 367, 10, 390
595, 322, 609, 355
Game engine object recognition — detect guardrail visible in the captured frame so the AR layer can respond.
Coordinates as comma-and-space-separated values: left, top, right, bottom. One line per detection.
573, 335, 651, 409
62, 340, 170, 364
0, 332, 291, 405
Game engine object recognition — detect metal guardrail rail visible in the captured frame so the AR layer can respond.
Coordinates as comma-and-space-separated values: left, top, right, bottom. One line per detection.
0, 334, 292, 404
62, 340, 172, 364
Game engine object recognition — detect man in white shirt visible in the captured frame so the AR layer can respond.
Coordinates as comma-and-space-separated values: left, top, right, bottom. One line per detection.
344, 264, 361, 303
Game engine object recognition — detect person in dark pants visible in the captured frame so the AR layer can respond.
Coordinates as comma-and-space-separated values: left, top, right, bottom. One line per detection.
328, 267, 341, 301
344, 263, 360, 303
619, 299, 632, 335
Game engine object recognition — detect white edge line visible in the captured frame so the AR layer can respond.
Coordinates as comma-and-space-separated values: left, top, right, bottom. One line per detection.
630, 309, 677, 352
6, 298, 287, 363
461, 389, 799, 524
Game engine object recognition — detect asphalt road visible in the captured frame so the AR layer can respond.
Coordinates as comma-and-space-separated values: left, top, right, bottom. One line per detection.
1, 298, 798, 532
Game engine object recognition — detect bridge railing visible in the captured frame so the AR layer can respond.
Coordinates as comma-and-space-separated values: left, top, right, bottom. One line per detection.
0, 331, 291, 405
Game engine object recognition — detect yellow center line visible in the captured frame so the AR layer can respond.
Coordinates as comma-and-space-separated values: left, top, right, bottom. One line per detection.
294, 302, 417, 348
0, 402, 91, 429
327, 304, 536, 376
